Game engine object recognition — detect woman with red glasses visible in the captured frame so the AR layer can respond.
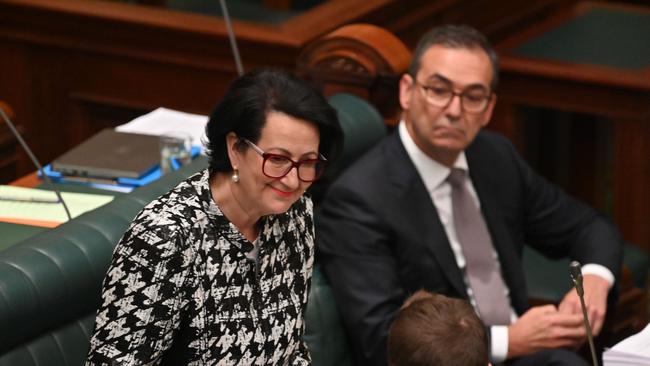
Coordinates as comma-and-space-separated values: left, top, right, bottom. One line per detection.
87, 69, 342, 365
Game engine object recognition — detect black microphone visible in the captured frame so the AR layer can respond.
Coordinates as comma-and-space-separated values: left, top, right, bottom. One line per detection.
0, 105, 72, 220
569, 261, 598, 366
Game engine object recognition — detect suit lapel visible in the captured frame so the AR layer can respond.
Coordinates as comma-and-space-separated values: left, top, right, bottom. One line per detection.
385, 133, 467, 297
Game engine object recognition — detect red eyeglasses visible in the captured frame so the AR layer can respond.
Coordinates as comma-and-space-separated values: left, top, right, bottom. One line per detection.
241, 138, 328, 182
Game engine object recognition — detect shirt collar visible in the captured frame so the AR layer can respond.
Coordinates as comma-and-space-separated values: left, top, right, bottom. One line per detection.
398, 121, 469, 192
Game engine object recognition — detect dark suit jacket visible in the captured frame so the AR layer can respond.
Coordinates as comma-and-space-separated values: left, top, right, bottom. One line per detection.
315, 130, 622, 366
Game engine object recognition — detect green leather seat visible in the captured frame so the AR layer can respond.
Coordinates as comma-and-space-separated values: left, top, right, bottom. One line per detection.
327, 93, 386, 176
0, 158, 208, 365
305, 93, 387, 366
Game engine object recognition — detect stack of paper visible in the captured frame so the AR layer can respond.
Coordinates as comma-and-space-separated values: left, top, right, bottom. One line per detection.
603, 323, 650, 365
115, 107, 208, 153
0, 185, 114, 228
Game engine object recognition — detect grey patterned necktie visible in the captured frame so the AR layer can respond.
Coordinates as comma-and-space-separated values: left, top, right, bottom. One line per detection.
448, 168, 511, 325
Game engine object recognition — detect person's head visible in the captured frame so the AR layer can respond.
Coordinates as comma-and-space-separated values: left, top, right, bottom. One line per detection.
400, 24, 498, 166
205, 68, 342, 215
388, 290, 489, 366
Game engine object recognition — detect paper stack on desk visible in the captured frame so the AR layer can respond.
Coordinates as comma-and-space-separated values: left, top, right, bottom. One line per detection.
115, 107, 208, 153
0, 185, 114, 228
603, 323, 650, 365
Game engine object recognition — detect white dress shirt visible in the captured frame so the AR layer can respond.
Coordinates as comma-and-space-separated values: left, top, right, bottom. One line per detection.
398, 122, 613, 362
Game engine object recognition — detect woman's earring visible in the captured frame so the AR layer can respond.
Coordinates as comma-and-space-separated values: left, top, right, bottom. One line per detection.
231, 169, 240, 183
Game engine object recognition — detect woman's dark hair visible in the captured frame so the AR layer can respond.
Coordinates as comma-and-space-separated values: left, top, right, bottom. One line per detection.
205, 68, 342, 173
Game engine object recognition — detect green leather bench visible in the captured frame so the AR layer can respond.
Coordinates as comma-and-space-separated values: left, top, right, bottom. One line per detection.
0, 158, 206, 365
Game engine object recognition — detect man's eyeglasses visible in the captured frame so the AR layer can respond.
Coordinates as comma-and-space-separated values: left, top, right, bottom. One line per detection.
241, 138, 328, 182
413, 78, 492, 113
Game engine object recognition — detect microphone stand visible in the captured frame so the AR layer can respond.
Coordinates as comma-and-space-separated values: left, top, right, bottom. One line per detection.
0, 105, 72, 221
569, 261, 598, 366
219, 0, 244, 77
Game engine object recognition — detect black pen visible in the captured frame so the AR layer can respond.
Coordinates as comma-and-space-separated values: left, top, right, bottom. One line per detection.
0, 195, 60, 204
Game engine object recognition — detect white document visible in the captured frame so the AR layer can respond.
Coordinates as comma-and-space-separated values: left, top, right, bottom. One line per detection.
603, 323, 650, 365
115, 107, 208, 153
0, 185, 114, 227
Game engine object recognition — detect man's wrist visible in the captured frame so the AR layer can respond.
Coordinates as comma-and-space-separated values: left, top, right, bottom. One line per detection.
489, 325, 509, 363
581, 263, 615, 288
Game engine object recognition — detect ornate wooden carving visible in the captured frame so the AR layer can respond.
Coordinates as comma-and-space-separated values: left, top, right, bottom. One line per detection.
297, 23, 411, 126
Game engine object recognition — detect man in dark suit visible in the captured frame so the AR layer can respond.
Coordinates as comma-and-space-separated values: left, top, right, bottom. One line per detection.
315, 24, 622, 365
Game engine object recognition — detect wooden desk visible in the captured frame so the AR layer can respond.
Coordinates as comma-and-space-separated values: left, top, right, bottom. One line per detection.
496, 1, 650, 253
9, 171, 38, 188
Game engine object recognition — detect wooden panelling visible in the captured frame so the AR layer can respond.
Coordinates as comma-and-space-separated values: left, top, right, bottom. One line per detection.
0, 101, 21, 183
0, 0, 297, 180
0, 1, 312, 179
496, 1, 650, 252
0, 0, 583, 183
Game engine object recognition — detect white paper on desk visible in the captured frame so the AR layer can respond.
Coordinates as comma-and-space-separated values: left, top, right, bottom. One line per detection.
115, 107, 208, 153
603, 323, 650, 365
0, 186, 114, 227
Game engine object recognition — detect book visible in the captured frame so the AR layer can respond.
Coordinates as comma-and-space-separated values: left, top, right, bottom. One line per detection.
0, 185, 114, 228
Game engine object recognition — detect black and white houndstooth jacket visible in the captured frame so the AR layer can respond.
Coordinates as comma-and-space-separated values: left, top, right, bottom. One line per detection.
86, 169, 314, 365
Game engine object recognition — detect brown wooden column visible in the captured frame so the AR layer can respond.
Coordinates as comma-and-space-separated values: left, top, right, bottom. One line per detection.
613, 118, 650, 253
0, 101, 21, 183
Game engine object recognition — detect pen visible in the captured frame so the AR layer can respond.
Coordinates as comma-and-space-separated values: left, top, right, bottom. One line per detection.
0, 195, 60, 204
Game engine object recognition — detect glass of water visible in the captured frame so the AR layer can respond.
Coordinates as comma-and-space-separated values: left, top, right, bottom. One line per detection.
160, 131, 192, 175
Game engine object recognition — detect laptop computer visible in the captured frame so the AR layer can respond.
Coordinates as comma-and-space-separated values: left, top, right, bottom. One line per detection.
51, 129, 161, 180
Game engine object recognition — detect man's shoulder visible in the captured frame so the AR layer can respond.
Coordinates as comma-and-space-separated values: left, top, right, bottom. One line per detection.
472, 130, 514, 150
468, 130, 521, 162
333, 133, 402, 185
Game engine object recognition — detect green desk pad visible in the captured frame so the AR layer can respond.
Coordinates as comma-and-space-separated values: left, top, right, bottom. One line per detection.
0, 182, 124, 253
512, 7, 650, 70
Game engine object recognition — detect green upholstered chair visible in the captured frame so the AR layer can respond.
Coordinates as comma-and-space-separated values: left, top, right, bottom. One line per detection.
308, 92, 387, 206
326, 93, 386, 177
0, 157, 208, 366
304, 93, 387, 366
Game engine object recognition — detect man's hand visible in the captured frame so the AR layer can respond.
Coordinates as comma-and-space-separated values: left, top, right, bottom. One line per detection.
558, 274, 610, 336
507, 305, 585, 359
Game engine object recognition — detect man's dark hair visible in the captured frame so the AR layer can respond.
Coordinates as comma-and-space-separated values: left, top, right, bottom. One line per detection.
205, 68, 342, 173
408, 24, 499, 91
388, 290, 489, 366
